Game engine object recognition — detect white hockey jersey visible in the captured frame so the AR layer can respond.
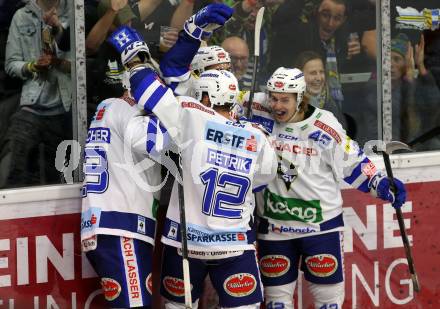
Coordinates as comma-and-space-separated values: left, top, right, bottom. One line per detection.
81, 97, 167, 249
130, 73, 278, 252
238, 93, 379, 240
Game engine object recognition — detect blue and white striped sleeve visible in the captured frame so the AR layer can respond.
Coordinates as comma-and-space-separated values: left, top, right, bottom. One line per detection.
130, 68, 182, 144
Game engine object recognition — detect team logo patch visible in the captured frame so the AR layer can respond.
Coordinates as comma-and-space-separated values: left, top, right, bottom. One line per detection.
305, 254, 338, 277
274, 81, 284, 88
223, 273, 257, 297
95, 106, 106, 121
361, 161, 377, 178
101, 277, 121, 301
245, 135, 257, 152
163, 276, 188, 297
260, 255, 290, 277
229, 84, 237, 90
218, 52, 226, 59
146, 273, 153, 295
81, 235, 97, 252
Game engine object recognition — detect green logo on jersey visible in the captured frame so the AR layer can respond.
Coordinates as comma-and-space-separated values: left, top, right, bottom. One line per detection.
285, 127, 294, 133
300, 124, 309, 131
263, 190, 323, 223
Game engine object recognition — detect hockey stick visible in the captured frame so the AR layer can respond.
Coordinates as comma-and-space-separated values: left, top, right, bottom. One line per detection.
373, 142, 421, 292
245, 6, 265, 119
176, 155, 192, 308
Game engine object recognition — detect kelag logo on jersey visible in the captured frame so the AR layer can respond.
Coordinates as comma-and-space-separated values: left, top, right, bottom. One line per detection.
81, 207, 102, 233
263, 191, 323, 223
205, 121, 260, 153
186, 223, 247, 247
206, 149, 252, 174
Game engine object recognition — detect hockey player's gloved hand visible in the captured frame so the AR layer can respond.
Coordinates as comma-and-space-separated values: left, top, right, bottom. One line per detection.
184, 3, 233, 41
369, 172, 407, 208
108, 25, 152, 67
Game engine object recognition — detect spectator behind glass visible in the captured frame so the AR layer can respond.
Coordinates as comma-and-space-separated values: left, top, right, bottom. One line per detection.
359, 33, 440, 149
270, 0, 363, 108
221, 36, 252, 90
211, 0, 282, 90
0, 1, 27, 141
0, 0, 72, 188
85, 0, 136, 123
294, 50, 347, 128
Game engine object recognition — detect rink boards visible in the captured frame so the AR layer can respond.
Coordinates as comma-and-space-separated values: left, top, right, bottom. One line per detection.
0, 153, 439, 308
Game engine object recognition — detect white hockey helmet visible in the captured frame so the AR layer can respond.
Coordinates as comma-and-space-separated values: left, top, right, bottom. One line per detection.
194, 69, 239, 107
266, 67, 307, 105
190, 46, 231, 73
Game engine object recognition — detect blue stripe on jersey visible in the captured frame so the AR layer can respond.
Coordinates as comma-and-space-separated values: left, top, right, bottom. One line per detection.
99, 211, 156, 240
161, 66, 189, 80
146, 85, 169, 111
159, 121, 171, 151
130, 69, 156, 105
357, 178, 370, 193
343, 157, 370, 185
146, 117, 158, 153
319, 213, 344, 231
169, 81, 178, 92
253, 185, 267, 193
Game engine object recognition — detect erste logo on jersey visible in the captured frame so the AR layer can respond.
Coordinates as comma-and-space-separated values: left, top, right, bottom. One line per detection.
305, 254, 338, 277
260, 255, 290, 277
223, 273, 257, 297
205, 121, 260, 153
207, 149, 252, 174
101, 277, 121, 301
80, 207, 101, 233
93, 101, 109, 122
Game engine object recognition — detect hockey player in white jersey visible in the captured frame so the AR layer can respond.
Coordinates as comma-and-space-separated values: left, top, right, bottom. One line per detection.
80, 27, 170, 307
132, 66, 277, 309
108, 5, 278, 307
237, 67, 408, 309
191, 45, 231, 75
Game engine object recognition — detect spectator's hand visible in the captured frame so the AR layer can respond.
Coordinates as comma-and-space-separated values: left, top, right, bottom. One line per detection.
369, 172, 407, 209
33, 53, 55, 71
404, 42, 415, 82
184, 3, 233, 41
161, 29, 179, 51
43, 7, 62, 29
415, 34, 427, 76
111, 0, 128, 12
347, 34, 361, 59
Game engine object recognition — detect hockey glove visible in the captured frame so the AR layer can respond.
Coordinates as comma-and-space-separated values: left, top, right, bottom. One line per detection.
369, 172, 407, 209
184, 3, 234, 41
108, 25, 152, 67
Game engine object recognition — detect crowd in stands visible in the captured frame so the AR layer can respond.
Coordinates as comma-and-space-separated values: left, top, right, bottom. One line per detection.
0, 0, 439, 189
